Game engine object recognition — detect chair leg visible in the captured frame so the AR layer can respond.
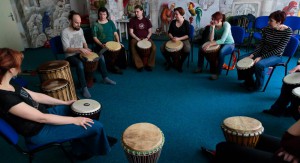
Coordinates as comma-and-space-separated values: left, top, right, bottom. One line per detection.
226, 52, 234, 76
262, 66, 276, 92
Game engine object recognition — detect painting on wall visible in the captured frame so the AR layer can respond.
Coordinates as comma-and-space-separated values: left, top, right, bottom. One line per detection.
232, 2, 260, 17
12, 0, 71, 48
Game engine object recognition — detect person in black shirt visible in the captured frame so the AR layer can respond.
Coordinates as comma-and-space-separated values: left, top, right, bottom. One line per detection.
0, 48, 116, 160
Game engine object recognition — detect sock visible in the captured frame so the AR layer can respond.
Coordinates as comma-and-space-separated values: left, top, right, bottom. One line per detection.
82, 87, 91, 98
103, 77, 116, 85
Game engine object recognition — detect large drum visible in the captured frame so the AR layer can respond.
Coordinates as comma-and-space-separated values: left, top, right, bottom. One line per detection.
236, 58, 254, 80
137, 39, 152, 65
202, 42, 220, 73
106, 41, 122, 65
71, 99, 101, 120
37, 60, 77, 100
283, 73, 300, 91
221, 116, 264, 148
41, 78, 71, 101
80, 52, 99, 73
122, 123, 165, 163
165, 40, 183, 68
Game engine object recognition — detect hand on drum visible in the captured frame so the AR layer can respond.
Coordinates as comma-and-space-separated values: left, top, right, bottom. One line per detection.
65, 100, 77, 105
202, 42, 211, 51
289, 65, 300, 73
74, 117, 94, 129
277, 149, 299, 163
253, 57, 262, 63
80, 48, 92, 55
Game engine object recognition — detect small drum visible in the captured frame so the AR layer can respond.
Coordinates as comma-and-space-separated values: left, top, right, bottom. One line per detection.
165, 40, 183, 67
71, 99, 101, 120
201, 42, 220, 73
37, 60, 77, 100
41, 78, 71, 101
221, 116, 264, 148
122, 123, 165, 163
106, 41, 122, 60
236, 58, 254, 80
283, 73, 300, 91
291, 87, 300, 120
80, 52, 100, 73
137, 39, 152, 65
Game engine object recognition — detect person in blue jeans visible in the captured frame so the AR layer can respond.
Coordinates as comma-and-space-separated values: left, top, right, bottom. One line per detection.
193, 11, 234, 80
0, 48, 117, 161
239, 10, 292, 91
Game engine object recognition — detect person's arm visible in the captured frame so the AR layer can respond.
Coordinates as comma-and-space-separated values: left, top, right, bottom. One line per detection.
289, 65, 300, 73
114, 32, 120, 42
24, 88, 75, 106
176, 20, 189, 41
9, 102, 93, 129
215, 22, 230, 44
129, 28, 140, 41
61, 29, 91, 55
146, 27, 152, 40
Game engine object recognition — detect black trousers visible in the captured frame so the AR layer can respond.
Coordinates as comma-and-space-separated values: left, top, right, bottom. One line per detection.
215, 134, 283, 163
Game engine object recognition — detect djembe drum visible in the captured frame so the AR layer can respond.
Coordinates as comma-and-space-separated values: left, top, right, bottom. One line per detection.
37, 60, 77, 100
137, 39, 152, 65
80, 52, 100, 87
236, 58, 254, 80
106, 41, 122, 68
41, 78, 71, 101
71, 99, 101, 120
291, 87, 300, 120
122, 123, 165, 163
221, 116, 264, 148
282, 73, 300, 92
165, 40, 183, 68
202, 42, 220, 73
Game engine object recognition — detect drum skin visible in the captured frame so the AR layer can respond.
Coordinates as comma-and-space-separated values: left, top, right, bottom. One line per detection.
236, 58, 254, 80
71, 99, 101, 120
41, 78, 71, 101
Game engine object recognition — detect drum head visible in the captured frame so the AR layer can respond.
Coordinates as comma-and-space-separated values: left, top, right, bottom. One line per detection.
202, 42, 220, 52
71, 99, 101, 113
122, 123, 163, 152
222, 116, 263, 134
137, 39, 151, 49
80, 52, 99, 61
38, 60, 69, 72
237, 58, 254, 70
283, 73, 300, 85
106, 41, 121, 51
41, 78, 68, 91
292, 87, 300, 97
165, 40, 183, 52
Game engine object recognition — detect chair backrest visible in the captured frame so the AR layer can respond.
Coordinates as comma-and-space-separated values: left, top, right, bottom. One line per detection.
282, 36, 299, 58
284, 16, 300, 31
0, 118, 19, 145
189, 24, 195, 41
254, 16, 269, 29
49, 36, 64, 55
231, 26, 245, 45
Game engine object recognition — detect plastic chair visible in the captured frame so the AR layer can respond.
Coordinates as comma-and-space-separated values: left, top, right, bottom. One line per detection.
249, 16, 269, 49
284, 16, 300, 40
262, 36, 299, 92
187, 24, 195, 67
49, 36, 64, 60
0, 118, 74, 163
226, 26, 246, 75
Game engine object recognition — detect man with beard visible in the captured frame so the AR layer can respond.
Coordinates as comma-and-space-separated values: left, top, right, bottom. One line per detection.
61, 11, 116, 98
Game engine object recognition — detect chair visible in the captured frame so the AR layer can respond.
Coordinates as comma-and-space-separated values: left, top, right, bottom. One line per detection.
284, 16, 300, 40
0, 118, 74, 163
187, 24, 195, 67
49, 36, 64, 60
249, 16, 269, 49
225, 26, 246, 75
262, 36, 300, 92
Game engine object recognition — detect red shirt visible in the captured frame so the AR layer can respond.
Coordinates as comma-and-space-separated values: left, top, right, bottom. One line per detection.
128, 17, 152, 39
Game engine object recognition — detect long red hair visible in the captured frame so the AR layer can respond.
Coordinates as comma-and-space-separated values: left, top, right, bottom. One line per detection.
0, 48, 23, 83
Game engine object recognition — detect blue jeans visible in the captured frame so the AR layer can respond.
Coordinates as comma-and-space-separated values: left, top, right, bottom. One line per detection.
197, 44, 234, 74
66, 54, 87, 88
26, 105, 111, 155
98, 54, 109, 79
240, 54, 282, 89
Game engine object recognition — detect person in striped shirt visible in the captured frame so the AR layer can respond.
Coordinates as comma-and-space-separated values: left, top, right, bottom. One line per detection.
241, 10, 292, 91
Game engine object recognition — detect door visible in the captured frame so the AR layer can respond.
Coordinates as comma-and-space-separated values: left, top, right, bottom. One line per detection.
0, 0, 24, 51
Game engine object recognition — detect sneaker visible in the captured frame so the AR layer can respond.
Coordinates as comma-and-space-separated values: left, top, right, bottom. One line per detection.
193, 68, 202, 73
209, 74, 219, 80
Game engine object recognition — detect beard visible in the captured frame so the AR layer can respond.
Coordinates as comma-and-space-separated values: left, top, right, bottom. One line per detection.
72, 25, 80, 31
